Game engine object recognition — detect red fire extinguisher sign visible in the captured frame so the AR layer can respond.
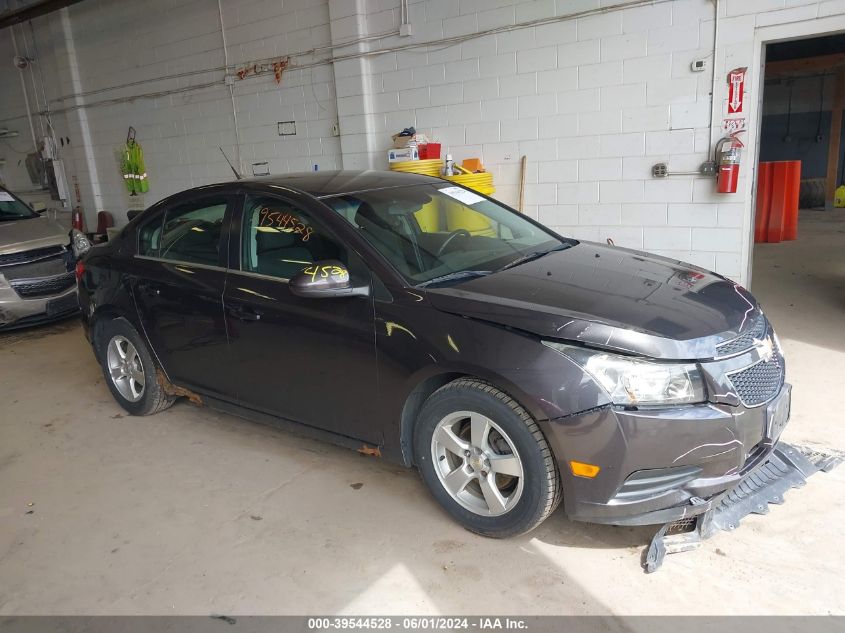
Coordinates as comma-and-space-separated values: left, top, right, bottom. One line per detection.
727, 67, 747, 114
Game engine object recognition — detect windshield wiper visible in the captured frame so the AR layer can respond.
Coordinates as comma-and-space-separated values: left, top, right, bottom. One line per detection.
417, 270, 492, 288
498, 243, 571, 272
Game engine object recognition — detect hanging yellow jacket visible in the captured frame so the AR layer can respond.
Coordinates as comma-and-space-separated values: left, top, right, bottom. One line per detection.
121, 140, 149, 195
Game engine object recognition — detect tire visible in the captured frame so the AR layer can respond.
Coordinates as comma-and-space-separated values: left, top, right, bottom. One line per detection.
414, 378, 562, 538
96, 317, 174, 416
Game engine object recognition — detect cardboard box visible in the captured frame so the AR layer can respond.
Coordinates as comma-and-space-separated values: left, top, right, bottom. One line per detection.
391, 134, 416, 149
388, 147, 419, 163
391, 132, 429, 149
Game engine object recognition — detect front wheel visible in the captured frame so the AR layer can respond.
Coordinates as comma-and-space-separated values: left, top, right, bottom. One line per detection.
414, 379, 562, 537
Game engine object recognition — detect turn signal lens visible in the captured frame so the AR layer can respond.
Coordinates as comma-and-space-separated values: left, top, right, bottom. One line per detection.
570, 460, 601, 478
75, 260, 85, 283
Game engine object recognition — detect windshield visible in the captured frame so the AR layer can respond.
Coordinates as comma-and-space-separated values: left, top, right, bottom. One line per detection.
323, 184, 571, 285
0, 189, 38, 222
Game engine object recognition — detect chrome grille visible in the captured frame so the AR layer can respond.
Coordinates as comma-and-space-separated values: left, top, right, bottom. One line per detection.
716, 315, 767, 358
11, 272, 76, 298
728, 356, 784, 407
0, 245, 65, 267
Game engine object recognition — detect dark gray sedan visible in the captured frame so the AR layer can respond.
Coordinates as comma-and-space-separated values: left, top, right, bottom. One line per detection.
77, 171, 790, 537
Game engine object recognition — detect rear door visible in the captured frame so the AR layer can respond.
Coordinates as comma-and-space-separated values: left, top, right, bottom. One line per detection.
222, 191, 380, 443
130, 192, 235, 397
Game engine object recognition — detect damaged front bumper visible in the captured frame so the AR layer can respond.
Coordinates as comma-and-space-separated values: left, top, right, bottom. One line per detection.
544, 384, 794, 527
0, 282, 79, 330
644, 442, 842, 572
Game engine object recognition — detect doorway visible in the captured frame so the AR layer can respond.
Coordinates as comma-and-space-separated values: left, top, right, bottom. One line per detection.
751, 32, 845, 449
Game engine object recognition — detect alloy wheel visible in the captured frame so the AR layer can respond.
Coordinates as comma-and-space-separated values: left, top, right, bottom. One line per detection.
106, 335, 145, 403
430, 411, 524, 516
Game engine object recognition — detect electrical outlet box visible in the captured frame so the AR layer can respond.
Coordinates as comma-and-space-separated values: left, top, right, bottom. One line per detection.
691, 59, 707, 73
652, 163, 668, 178
278, 121, 296, 136
399, 23, 413, 37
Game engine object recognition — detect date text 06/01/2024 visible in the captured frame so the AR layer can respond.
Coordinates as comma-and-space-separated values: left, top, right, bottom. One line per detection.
307, 617, 528, 630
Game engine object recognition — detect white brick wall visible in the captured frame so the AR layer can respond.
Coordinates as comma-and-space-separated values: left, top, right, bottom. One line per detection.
3, 0, 844, 284
1, 0, 341, 221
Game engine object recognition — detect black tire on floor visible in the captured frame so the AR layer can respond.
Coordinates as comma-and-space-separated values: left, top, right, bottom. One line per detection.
413, 378, 562, 538
96, 317, 174, 416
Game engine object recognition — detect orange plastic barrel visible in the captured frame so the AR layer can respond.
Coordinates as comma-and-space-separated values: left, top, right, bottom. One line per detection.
755, 160, 801, 243
767, 164, 788, 243
754, 162, 772, 243
782, 161, 801, 240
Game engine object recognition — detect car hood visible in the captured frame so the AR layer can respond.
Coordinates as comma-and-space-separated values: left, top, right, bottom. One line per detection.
425, 242, 761, 360
0, 215, 69, 255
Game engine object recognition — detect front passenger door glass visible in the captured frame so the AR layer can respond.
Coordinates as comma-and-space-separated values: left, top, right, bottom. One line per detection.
242, 196, 347, 279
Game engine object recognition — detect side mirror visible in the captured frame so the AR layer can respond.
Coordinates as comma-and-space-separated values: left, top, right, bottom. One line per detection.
290, 260, 370, 299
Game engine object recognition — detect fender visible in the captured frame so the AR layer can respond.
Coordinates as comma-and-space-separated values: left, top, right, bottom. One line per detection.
374, 298, 610, 466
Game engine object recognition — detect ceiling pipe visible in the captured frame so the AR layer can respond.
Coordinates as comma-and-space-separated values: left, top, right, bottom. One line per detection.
0, 0, 86, 30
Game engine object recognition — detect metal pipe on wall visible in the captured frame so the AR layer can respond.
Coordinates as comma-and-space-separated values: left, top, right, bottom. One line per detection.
708, 0, 721, 161
48, 0, 671, 113
20, 25, 47, 139
217, 0, 243, 174
9, 26, 39, 151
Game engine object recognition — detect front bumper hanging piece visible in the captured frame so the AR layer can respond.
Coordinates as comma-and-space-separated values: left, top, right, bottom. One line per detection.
644, 442, 842, 573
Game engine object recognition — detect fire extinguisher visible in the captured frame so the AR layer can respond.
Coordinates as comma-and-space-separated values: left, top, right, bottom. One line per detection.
716, 137, 742, 194
71, 206, 85, 232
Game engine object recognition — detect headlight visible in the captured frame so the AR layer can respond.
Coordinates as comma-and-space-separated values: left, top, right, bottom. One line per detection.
543, 341, 706, 406
70, 229, 92, 258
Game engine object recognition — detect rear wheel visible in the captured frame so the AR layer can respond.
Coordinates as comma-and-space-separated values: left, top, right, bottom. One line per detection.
414, 378, 561, 537
97, 318, 174, 416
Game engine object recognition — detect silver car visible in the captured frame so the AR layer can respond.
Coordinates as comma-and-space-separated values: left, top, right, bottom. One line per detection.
0, 187, 89, 330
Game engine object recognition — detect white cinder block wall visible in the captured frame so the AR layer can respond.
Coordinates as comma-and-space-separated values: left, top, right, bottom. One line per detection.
1, 0, 844, 285
1, 0, 342, 216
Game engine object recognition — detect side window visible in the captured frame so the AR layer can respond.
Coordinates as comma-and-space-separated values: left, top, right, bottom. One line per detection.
242, 195, 347, 280
138, 215, 163, 256
155, 198, 228, 265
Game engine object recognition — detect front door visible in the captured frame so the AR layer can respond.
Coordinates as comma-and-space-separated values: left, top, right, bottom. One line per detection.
223, 192, 380, 444
131, 193, 233, 397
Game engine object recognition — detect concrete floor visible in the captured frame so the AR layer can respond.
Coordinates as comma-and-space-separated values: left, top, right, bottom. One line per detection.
1, 210, 843, 615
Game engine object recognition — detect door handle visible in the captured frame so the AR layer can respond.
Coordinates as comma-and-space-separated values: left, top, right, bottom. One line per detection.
228, 305, 262, 321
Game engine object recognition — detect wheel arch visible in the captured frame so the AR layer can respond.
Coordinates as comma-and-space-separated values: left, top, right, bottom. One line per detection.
398, 369, 550, 467
89, 304, 160, 374
90, 305, 132, 360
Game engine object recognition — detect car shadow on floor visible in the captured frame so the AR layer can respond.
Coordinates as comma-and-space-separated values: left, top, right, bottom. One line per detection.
0, 314, 81, 346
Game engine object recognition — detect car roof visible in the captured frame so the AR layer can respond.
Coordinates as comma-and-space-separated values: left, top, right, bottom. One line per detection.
231, 170, 441, 199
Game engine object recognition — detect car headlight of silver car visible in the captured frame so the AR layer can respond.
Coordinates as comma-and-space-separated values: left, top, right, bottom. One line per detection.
70, 229, 92, 258
542, 341, 706, 406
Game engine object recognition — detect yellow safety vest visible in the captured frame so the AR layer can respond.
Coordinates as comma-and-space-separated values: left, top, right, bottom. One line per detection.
121, 140, 149, 195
